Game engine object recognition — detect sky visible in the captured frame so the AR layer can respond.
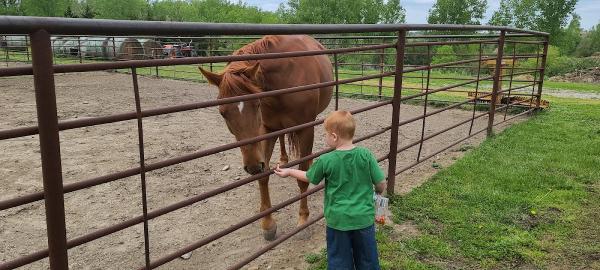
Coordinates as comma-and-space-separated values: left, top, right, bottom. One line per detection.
243, 0, 599, 30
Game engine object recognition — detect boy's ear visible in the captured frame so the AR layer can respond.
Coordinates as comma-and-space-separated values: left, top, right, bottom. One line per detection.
331, 132, 338, 141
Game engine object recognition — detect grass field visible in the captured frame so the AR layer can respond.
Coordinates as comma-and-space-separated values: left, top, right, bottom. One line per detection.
305, 96, 600, 269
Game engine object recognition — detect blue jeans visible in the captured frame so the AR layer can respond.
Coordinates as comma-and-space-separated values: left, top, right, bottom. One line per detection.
326, 225, 380, 270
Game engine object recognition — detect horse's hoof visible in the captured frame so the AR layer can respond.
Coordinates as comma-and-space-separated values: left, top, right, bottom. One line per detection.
263, 224, 277, 241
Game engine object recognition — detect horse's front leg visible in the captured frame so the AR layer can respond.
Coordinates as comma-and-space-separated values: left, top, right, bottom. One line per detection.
296, 178, 310, 226
258, 176, 277, 241
259, 134, 278, 241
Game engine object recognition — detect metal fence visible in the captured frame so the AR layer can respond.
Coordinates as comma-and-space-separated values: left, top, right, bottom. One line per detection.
2, 33, 547, 103
0, 16, 548, 270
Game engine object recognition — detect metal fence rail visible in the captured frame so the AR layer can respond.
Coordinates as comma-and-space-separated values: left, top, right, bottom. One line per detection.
1, 32, 545, 101
0, 16, 548, 270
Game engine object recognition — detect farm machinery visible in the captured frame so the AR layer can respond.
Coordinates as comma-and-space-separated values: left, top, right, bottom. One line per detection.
162, 40, 195, 58
468, 58, 549, 109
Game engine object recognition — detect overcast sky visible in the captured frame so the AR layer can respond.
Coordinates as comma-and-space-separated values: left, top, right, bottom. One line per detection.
243, 0, 599, 30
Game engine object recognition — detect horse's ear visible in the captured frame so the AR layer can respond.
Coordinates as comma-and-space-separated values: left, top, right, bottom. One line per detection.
198, 66, 223, 86
243, 62, 264, 87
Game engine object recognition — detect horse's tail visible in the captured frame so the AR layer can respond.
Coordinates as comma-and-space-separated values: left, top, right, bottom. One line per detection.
286, 132, 300, 161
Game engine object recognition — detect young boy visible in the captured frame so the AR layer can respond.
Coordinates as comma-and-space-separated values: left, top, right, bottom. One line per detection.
274, 110, 386, 270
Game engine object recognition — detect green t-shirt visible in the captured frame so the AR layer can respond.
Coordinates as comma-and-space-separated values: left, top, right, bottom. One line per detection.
306, 147, 385, 231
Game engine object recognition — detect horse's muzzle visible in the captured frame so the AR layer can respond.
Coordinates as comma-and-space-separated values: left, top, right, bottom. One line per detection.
244, 162, 265, 175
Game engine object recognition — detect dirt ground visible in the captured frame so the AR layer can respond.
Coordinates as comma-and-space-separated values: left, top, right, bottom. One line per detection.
544, 90, 600, 100
0, 71, 523, 270
549, 67, 600, 84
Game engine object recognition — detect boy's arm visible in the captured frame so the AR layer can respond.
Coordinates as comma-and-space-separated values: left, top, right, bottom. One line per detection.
374, 180, 387, 194
274, 165, 309, 183
287, 169, 309, 183
366, 149, 387, 194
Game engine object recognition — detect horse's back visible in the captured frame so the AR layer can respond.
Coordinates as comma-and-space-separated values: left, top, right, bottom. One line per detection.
260, 35, 333, 118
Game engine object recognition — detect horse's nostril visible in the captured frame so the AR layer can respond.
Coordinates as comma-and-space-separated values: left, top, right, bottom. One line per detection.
244, 164, 264, 175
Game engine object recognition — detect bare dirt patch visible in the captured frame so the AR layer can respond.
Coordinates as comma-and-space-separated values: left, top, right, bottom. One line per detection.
0, 71, 524, 269
549, 67, 600, 84
544, 90, 600, 100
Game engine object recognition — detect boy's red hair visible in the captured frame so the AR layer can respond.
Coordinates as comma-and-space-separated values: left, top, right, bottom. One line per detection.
324, 111, 355, 140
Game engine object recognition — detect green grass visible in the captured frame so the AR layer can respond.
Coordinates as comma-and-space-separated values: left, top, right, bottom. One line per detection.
390, 98, 599, 269
543, 81, 600, 94
306, 97, 600, 269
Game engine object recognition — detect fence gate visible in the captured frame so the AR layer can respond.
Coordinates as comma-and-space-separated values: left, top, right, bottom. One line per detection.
0, 16, 548, 270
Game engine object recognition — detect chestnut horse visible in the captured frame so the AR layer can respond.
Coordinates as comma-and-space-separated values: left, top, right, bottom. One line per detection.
199, 35, 333, 240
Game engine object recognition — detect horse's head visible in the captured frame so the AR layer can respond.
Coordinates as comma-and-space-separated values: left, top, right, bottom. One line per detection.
199, 63, 267, 175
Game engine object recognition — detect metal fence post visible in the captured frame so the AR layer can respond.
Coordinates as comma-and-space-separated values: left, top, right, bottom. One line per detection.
334, 53, 339, 110
360, 62, 364, 95
30, 29, 69, 270
131, 68, 152, 270
154, 37, 160, 77
78, 36, 83, 63
487, 30, 505, 137
208, 38, 214, 72
25, 35, 31, 62
4, 35, 8, 66
469, 42, 484, 135
378, 37, 385, 100
386, 30, 407, 195
535, 36, 549, 109
112, 36, 117, 61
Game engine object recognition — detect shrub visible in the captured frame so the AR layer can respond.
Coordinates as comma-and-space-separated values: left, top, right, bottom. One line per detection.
520, 45, 600, 77
431, 45, 458, 66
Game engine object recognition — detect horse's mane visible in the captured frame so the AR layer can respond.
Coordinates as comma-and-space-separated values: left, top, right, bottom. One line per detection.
218, 71, 261, 98
218, 36, 278, 98
233, 36, 274, 56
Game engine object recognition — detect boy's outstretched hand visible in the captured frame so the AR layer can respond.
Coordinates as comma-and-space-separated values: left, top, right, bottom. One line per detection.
274, 164, 309, 183
274, 164, 291, 178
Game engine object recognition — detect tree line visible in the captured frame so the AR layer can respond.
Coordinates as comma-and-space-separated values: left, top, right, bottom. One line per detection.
1, 0, 599, 57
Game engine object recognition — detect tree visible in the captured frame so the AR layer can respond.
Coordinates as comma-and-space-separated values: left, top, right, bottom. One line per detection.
64, 4, 75, 17
557, 14, 582, 56
88, 0, 149, 20
535, 0, 578, 40
488, 0, 514, 26
431, 45, 458, 65
575, 23, 600, 57
21, 0, 70, 17
151, 0, 191, 21
381, 0, 406, 24
488, 0, 578, 43
427, 0, 487, 25
64, 0, 96, 18
277, 0, 405, 24
0, 0, 22, 15
80, 2, 95, 18
277, 0, 348, 24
